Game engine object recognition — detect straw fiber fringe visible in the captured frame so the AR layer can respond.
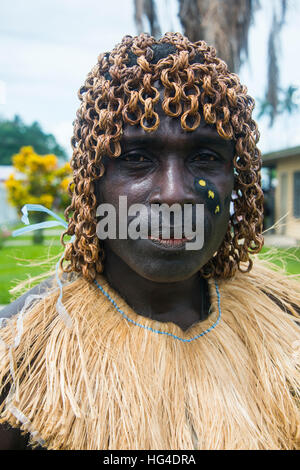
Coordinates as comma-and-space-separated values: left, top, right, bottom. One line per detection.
0, 259, 299, 450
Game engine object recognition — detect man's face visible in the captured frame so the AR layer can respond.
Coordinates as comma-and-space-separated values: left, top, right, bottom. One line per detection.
96, 104, 235, 283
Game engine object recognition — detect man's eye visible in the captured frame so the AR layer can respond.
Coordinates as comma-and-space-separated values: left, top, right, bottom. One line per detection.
122, 154, 149, 163
192, 153, 218, 162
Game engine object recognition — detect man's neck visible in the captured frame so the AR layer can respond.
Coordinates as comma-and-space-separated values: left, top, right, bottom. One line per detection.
103, 249, 210, 332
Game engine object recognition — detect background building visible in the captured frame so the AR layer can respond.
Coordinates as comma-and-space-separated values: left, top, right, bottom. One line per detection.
0, 166, 18, 225
263, 146, 300, 240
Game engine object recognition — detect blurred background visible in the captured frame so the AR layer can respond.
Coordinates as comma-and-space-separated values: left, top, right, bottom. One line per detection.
0, 0, 299, 306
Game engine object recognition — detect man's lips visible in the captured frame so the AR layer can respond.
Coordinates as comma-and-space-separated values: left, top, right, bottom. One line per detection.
147, 235, 189, 249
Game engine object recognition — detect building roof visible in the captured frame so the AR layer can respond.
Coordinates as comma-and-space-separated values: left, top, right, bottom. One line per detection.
262, 146, 300, 166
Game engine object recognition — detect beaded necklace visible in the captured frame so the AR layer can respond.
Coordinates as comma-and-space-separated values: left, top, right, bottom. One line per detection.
94, 278, 221, 343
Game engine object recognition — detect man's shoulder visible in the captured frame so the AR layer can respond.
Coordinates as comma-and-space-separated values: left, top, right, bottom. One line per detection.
0, 275, 57, 321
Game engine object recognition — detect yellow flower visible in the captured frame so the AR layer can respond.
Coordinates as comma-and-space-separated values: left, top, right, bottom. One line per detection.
60, 177, 71, 192
39, 194, 54, 208
5, 178, 30, 207
5, 174, 17, 188
43, 154, 57, 171
27, 154, 41, 172
54, 161, 72, 178
12, 146, 37, 172
8, 146, 70, 212
26, 195, 40, 205
22, 146, 35, 154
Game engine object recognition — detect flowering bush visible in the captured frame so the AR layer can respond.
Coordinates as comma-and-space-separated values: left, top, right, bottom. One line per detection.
5, 146, 73, 244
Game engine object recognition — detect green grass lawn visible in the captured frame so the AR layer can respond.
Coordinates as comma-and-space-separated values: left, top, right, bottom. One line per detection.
0, 243, 63, 304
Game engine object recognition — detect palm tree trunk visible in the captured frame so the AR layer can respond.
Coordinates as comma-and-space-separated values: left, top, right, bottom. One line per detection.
178, 0, 255, 72
134, 0, 161, 38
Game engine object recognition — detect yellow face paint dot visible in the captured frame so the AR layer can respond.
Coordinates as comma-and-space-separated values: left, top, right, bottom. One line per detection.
199, 179, 206, 187
215, 205, 220, 214
208, 190, 215, 199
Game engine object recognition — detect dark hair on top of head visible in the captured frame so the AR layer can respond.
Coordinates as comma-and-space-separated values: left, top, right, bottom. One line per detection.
60, 32, 264, 282
103, 43, 178, 80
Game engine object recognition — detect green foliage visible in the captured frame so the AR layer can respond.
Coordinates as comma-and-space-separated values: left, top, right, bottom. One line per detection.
280, 85, 299, 114
0, 115, 68, 166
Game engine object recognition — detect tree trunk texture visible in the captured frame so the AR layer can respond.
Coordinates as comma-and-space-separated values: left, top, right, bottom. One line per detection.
134, 0, 161, 38
178, 0, 255, 72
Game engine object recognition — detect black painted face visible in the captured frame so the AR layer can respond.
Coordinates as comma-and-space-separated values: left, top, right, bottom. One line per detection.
96, 105, 235, 283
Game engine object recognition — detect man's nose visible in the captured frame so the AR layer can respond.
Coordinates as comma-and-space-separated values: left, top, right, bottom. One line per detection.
148, 160, 196, 206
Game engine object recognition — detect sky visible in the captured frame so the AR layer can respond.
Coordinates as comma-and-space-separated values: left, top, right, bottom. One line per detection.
0, 0, 300, 158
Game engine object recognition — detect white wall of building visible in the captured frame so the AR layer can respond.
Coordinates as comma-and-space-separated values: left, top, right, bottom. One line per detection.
0, 166, 18, 226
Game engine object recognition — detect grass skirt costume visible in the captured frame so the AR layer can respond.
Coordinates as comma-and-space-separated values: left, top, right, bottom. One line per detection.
0, 247, 299, 449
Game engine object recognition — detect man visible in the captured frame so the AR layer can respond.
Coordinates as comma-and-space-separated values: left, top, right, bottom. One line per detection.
0, 33, 299, 450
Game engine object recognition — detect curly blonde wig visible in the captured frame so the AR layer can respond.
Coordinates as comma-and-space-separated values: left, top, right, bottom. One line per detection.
60, 32, 264, 282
